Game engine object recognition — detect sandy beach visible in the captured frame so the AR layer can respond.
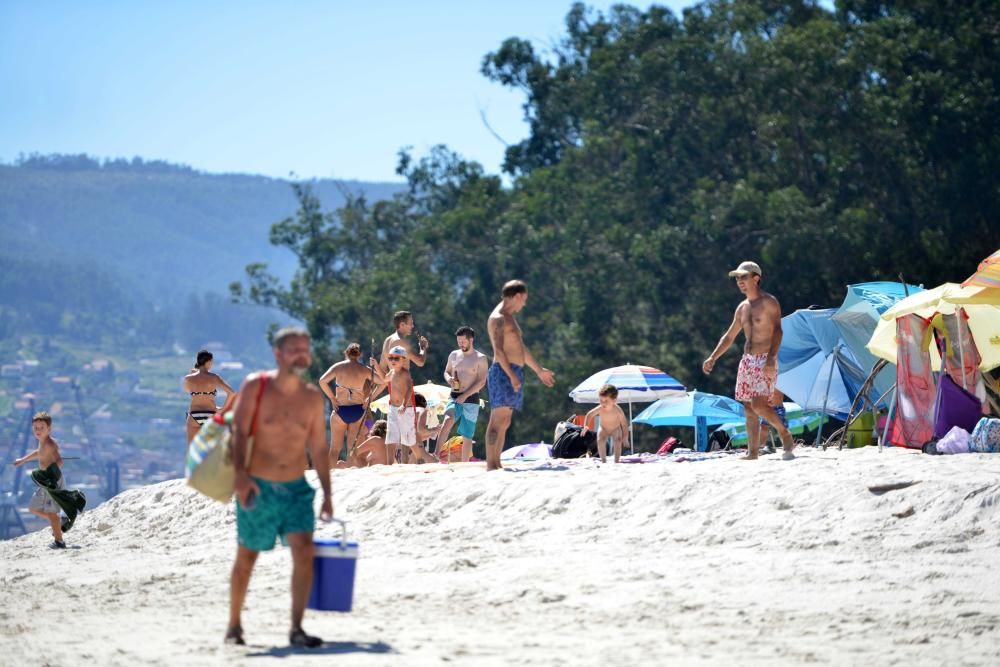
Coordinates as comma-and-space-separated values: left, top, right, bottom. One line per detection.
2, 446, 999, 666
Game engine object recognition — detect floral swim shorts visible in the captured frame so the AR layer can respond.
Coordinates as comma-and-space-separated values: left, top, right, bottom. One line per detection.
735, 353, 777, 402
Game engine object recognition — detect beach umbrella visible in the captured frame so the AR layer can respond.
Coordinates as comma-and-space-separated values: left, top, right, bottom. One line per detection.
831, 282, 922, 401
867, 283, 1000, 372
569, 364, 686, 453
500, 442, 552, 460
962, 248, 1000, 288
776, 308, 869, 425
632, 391, 745, 451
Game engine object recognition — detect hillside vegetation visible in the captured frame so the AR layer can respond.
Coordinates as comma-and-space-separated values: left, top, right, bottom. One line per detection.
235, 0, 1000, 448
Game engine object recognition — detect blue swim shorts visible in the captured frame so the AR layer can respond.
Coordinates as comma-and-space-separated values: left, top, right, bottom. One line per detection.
236, 476, 316, 552
487, 363, 524, 411
446, 399, 481, 438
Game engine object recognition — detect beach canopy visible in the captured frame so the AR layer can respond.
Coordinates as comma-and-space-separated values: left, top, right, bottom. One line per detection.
776, 308, 869, 419
962, 248, 1000, 288
831, 282, 921, 401
633, 391, 744, 451
867, 283, 1000, 372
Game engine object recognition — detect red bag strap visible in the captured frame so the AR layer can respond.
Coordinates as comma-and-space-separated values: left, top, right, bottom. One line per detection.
249, 373, 269, 437
244, 373, 270, 467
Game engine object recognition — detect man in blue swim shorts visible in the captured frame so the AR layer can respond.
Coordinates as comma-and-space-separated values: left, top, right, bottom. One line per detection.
227, 327, 333, 649
437, 326, 489, 461
485, 280, 556, 471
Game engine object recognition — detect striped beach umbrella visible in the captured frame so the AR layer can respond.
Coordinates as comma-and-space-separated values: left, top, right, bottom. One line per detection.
568, 364, 686, 403
963, 248, 1000, 288
569, 364, 686, 454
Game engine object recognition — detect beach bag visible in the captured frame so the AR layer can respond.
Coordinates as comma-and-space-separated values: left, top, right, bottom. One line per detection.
552, 424, 596, 458
186, 373, 268, 502
935, 426, 971, 455
970, 417, 1000, 453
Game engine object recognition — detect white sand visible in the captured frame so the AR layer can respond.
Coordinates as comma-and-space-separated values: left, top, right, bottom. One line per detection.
2, 446, 999, 666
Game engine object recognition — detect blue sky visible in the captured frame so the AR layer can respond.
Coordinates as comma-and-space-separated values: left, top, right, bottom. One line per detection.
1, 1, 692, 182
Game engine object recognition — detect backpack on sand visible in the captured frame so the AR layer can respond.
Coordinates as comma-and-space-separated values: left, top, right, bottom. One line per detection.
551, 424, 596, 458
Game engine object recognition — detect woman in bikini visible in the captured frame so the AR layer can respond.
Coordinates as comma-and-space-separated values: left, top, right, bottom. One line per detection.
319, 343, 385, 467
182, 350, 236, 442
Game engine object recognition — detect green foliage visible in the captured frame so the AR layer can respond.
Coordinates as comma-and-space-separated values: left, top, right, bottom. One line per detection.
237, 0, 1000, 450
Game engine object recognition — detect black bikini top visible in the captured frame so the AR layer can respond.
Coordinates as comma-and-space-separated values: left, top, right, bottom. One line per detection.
190, 389, 218, 396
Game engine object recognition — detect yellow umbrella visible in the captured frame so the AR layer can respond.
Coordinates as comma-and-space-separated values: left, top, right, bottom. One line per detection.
962, 248, 1000, 289
867, 283, 1000, 371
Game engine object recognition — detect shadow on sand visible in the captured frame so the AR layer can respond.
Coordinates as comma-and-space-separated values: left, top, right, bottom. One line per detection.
246, 640, 394, 658
502, 463, 571, 472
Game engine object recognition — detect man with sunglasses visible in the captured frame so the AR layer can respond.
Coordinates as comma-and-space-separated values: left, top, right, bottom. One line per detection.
702, 261, 795, 460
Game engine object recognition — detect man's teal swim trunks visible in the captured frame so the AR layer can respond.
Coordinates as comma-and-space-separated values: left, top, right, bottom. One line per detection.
236, 476, 315, 551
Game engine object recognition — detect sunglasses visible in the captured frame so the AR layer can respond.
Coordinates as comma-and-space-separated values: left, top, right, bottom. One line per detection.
387, 355, 402, 362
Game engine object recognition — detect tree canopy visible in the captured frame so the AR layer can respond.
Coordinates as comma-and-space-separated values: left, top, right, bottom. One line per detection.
235, 0, 1000, 450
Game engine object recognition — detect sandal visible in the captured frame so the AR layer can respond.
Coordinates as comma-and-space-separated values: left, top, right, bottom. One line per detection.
289, 627, 323, 648
224, 625, 245, 645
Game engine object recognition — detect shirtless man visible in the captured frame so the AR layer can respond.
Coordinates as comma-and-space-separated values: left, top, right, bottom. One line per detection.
703, 261, 795, 460
227, 327, 333, 648
14, 412, 68, 548
319, 343, 384, 467
436, 326, 489, 462
375, 345, 437, 464
380, 311, 429, 374
485, 280, 556, 471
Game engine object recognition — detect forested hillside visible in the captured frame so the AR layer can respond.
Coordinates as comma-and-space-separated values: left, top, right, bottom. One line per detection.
234, 0, 1000, 448
0, 154, 403, 360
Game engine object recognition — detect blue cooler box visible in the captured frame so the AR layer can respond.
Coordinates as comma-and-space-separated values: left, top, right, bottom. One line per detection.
308, 522, 359, 612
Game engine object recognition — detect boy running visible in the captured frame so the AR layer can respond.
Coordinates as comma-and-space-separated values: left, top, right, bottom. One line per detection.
13, 412, 76, 548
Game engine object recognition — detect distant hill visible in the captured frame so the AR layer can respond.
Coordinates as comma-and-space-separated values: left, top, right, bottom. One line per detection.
0, 154, 404, 304
0, 154, 404, 361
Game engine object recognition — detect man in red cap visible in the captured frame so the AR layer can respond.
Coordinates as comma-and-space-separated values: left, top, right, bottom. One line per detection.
703, 261, 795, 460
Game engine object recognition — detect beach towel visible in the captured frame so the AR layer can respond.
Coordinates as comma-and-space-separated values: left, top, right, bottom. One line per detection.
30, 464, 86, 532
890, 314, 935, 448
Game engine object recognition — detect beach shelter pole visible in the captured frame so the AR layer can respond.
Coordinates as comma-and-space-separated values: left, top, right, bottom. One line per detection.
879, 385, 897, 452
696, 416, 708, 452
628, 400, 634, 455
957, 308, 968, 390
815, 345, 840, 447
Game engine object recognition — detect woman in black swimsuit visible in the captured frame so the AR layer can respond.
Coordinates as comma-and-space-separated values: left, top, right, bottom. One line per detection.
182, 350, 236, 442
